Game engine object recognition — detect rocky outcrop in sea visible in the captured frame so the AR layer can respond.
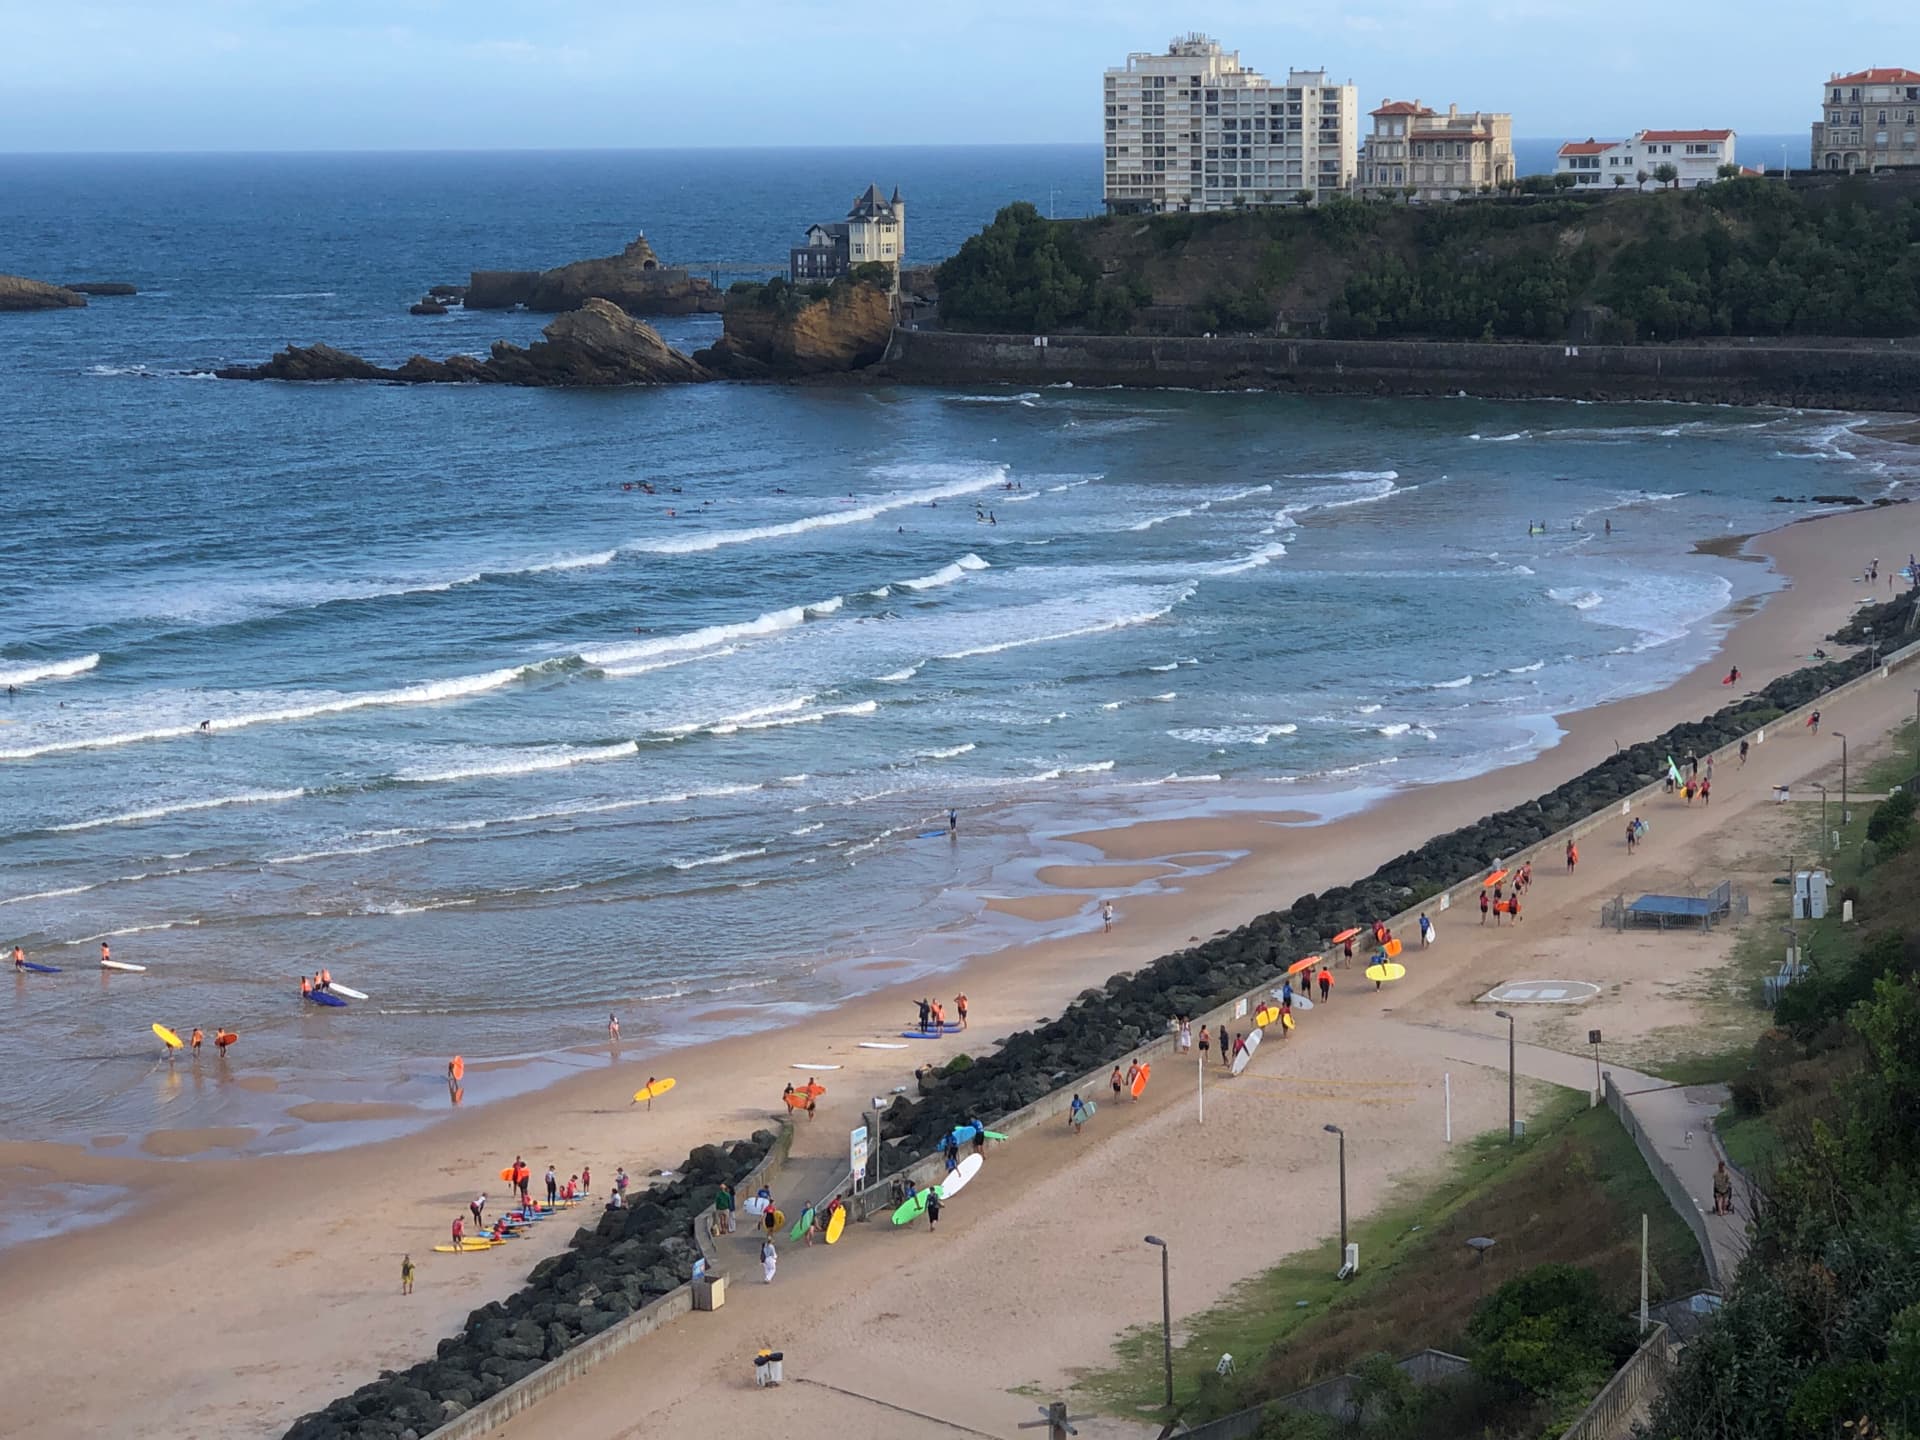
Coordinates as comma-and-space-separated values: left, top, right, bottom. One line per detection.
216, 299, 711, 387
0, 274, 88, 310
695, 277, 896, 378
457, 234, 721, 316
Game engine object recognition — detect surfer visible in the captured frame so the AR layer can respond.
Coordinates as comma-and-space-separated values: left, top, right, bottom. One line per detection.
1626, 819, 1638, 853
1566, 839, 1579, 874
469, 1193, 486, 1230
1069, 1093, 1089, 1132
100, 942, 111, 967
956, 993, 969, 1029
199, 719, 210, 732
545, 1166, 558, 1206
917, 997, 933, 1032
216, 1028, 233, 1057
1110, 1065, 1124, 1101
1808, 709, 1822, 734
582, 1164, 592, 1197
11, 945, 23, 972
943, 1133, 960, 1172
925, 1189, 943, 1231
401, 1255, 415, 1295
608, 1013, 620, 1041
301, 975, 314, 999
451, 1216, 466, 1250
1480, 891, 1490, 925
948, 807, 958, 834
642, 1076, 659, 1111
1102, 899, 1114, 932
1419, 913, 1432, 947
1317, 964, 1333, 1002
190, 1027, 203, 1056
1198, 1024, 1211, 1062
1232, 1031, 1249, 1064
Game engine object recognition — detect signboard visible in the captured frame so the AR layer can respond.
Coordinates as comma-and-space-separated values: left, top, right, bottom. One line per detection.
849, 1124, 869, 1192
1234, 997, 1248, 1019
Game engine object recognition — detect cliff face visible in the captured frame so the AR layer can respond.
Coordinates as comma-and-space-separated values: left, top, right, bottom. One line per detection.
0, 274, 87, 311
463, 236, 721, 315
217, 299, 711, 386
696, 279, 895, 377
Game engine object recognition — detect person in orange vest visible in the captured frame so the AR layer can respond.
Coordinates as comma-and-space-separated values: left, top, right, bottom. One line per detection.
300, 975, 313, 999
1317, 964, 1334, 1001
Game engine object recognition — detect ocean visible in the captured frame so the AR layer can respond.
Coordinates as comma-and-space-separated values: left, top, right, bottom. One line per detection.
0, 144, 1894, 1151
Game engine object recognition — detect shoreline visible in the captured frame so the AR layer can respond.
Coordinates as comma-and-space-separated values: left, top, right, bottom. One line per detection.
8, 499, 1920, 1438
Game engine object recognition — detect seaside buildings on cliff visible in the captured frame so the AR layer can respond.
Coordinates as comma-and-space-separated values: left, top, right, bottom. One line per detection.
1554, 130, 1739, 188
788, 183, 906, 288
1355, 100, 1516, 201
1813, 67, 1920, 171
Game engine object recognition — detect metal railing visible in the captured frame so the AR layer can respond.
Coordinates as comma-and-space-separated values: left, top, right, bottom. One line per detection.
1558, 1324, 1672, 1440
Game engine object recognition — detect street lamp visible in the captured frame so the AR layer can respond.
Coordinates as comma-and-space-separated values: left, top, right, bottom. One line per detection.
1835, 732, 1849, 828
1811, 782, 1828, 855
1143, 1236, 1173, 1407
1494, 1010, 1517, 1142
1323, 1124, 1347, 1262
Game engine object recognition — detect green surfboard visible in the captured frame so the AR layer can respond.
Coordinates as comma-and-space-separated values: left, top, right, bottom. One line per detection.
890, 1191, 930, 1226
788, 1206, 814, 1240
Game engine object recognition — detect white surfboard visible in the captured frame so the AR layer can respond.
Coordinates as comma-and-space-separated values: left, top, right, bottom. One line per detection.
1425, 923, 1438, 945
100, 960, 147, 973
1231, 1025, 1264, 1076
936, 1152, 983, 1201
790, 1063, 842, 1070
741, 1195, 772, 1217
327, 983, 369, 1001
858, 1042, 909, 1050
1288, 994, 1313, 1011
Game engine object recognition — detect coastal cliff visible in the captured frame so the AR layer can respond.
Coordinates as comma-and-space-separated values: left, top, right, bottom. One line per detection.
460, 234, 721, 316
217, 299, 711, 386
694, 272, 895, 378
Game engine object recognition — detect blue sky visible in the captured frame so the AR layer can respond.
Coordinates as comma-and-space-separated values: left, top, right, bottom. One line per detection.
0, 0, 1876, 150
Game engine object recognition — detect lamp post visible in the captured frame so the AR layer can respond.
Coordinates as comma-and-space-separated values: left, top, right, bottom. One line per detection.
1811, 782, 1828, 856
1836, 731, 1848, 829
1494, 1010, 1517, 1142
1143, 1236, 1173, 1407
1323, 1124, 1347, 1261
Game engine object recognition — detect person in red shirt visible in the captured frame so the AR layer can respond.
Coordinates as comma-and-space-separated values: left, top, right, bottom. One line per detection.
1317, 965, 1334, 1001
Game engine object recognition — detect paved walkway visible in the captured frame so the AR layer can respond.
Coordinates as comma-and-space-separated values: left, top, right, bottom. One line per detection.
1392, 1023, 1751, 1286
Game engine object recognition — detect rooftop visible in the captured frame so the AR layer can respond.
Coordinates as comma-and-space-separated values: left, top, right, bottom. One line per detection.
1639, 128, 1735, 142
1371, 99, 1434, 116
1559, 138, 1623, 155
1831, 67, 1920, 86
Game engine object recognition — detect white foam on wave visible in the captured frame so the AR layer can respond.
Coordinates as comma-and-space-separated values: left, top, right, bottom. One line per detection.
1168, 724, 1296, 747
399, 741, 637, 784
807, 596, 844, 617
917, 743, 976, 760
709, 699, 878, 736
950, 392, 1042, 404
1506, 660, 1546, 674
901, 553, 990, 592
0, 662, 560, 761
0, 653, 100, 687
1285, 469, 1400, 482
1468, 432, 1528, 443
1548, 587, 1605, 612
0, 881, 102, 907
670, 846, 767, 871
49, 788, 305, 833
523, 550, 618, 574
581, 605, 809, 668
790, 822, 825, 836
937, 587, 1193, 661
1356, 703, 1382, 714
1210, 540, 1288, 575
876, 663, 922, 684
624, 465, 1008, 555
1129, 506, 1194, 532
1375, 722, 1412, 737
270, 836, 431, 865
1126, 771, 1223, 786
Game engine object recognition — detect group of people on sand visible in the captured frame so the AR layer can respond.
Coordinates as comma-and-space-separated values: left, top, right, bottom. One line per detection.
445, 1158, 596, 1258
914, 994, 966, 1031
1481, 870, 1529, 926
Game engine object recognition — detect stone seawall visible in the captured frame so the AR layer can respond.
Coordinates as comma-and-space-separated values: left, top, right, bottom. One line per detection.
879, 330, 1920, 411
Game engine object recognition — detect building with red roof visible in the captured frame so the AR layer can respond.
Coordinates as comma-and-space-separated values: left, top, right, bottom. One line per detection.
1554, 130, 1737, 189
1357, 99, 1515, 202
1814, 68, 1920, 171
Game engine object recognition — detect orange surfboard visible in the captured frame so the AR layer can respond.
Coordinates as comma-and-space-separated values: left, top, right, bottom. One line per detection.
784, 1092, 810, 1110
1287, 954, 1322, 976
1130, 1063, 1151, 1099
1384, 937, 1402, 958
498, 1166, 514, 1182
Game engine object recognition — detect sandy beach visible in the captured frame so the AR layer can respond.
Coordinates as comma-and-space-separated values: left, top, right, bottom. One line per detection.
7, 500, 1918, 1439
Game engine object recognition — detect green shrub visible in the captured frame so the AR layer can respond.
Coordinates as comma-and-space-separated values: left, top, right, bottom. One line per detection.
942, 1053, 973, 1075
1467, 1264, 1634, 1402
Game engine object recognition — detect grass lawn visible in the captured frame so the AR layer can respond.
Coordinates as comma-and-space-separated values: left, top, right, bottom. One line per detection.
1073, 1091, 1706, 1429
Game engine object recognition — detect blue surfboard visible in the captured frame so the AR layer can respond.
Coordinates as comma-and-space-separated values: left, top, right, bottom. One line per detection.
19, 962, 60, 974
306, 991, 347, 1008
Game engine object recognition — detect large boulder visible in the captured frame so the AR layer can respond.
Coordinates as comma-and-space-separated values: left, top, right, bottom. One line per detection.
0, 274, 86, 310
463, 237, 721, 316
61, 281, 136, 296
697, 277, 895, 377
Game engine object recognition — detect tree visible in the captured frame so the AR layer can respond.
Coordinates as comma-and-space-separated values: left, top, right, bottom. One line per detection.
934, 201, 1101, 332
1468, 1264, 1635, 1403
1654, 162, 1681, 189
1717, 162, 1742, 180
1636, 168, 1650, 191
1294, 189, 1315, 208
1552, 171, 1580, 191
1612, 173, 1628, 188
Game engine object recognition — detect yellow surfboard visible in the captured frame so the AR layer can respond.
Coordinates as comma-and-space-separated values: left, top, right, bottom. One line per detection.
1364, 962, 1407, 984
632, 1077, 677, 1103
152, 1023, 183, 1049
1252, 1005, 1280, 1028
825, 1207, 846, 1244
1282, 1012, 1296, 1031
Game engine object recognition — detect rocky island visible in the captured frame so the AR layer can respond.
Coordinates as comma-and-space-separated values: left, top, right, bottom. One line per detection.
437, 234, 721, 316
1, 274, 89, 310
217, 298, 712, 386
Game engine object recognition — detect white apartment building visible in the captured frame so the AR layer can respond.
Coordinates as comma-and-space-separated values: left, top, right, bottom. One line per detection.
1813, 67, 1920, 171
1554, 130, 1736, 188
1103, 34, 1358, 212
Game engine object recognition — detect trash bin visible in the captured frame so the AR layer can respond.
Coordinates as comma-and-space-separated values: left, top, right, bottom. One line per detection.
768, 1351, 784, 1385
692, 1274, 725, 1311
754, 1349, 784, 1387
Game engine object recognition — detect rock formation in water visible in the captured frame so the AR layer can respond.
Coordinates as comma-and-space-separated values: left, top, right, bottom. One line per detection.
694, 275, 895, 378
62, 282, 137, 296
216, 299, 711, 386
456, 234, 721, 316
0, 274, 88, 310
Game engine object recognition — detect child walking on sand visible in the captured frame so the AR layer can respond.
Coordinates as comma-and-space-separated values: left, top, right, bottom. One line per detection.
401, 1255, 415, 1294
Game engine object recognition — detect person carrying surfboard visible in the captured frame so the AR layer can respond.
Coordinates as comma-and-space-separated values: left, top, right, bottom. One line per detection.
942, 1134, 960, 1172
1069, 1093, 1089, 1132
926, 1189, 943, 1231
10, 945, 23, 972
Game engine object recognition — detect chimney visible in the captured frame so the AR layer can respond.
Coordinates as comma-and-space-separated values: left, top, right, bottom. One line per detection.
1449, 103, 1459, 119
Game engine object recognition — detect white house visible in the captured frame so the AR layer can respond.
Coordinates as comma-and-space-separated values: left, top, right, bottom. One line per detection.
1556, 129, 1737, 188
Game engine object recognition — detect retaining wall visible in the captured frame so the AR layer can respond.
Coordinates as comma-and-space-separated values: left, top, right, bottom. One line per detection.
881, 328, 1920, 410
1559, 1324, 1673, 1440
425, 1125, 792, 1440
1603, 1074, 1723, 1292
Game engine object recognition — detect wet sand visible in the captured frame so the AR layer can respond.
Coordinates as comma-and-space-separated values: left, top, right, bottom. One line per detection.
7, 502, 1920, 1438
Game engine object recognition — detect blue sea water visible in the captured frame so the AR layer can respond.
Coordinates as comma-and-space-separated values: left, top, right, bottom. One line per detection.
0, 146, 1894, 1150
